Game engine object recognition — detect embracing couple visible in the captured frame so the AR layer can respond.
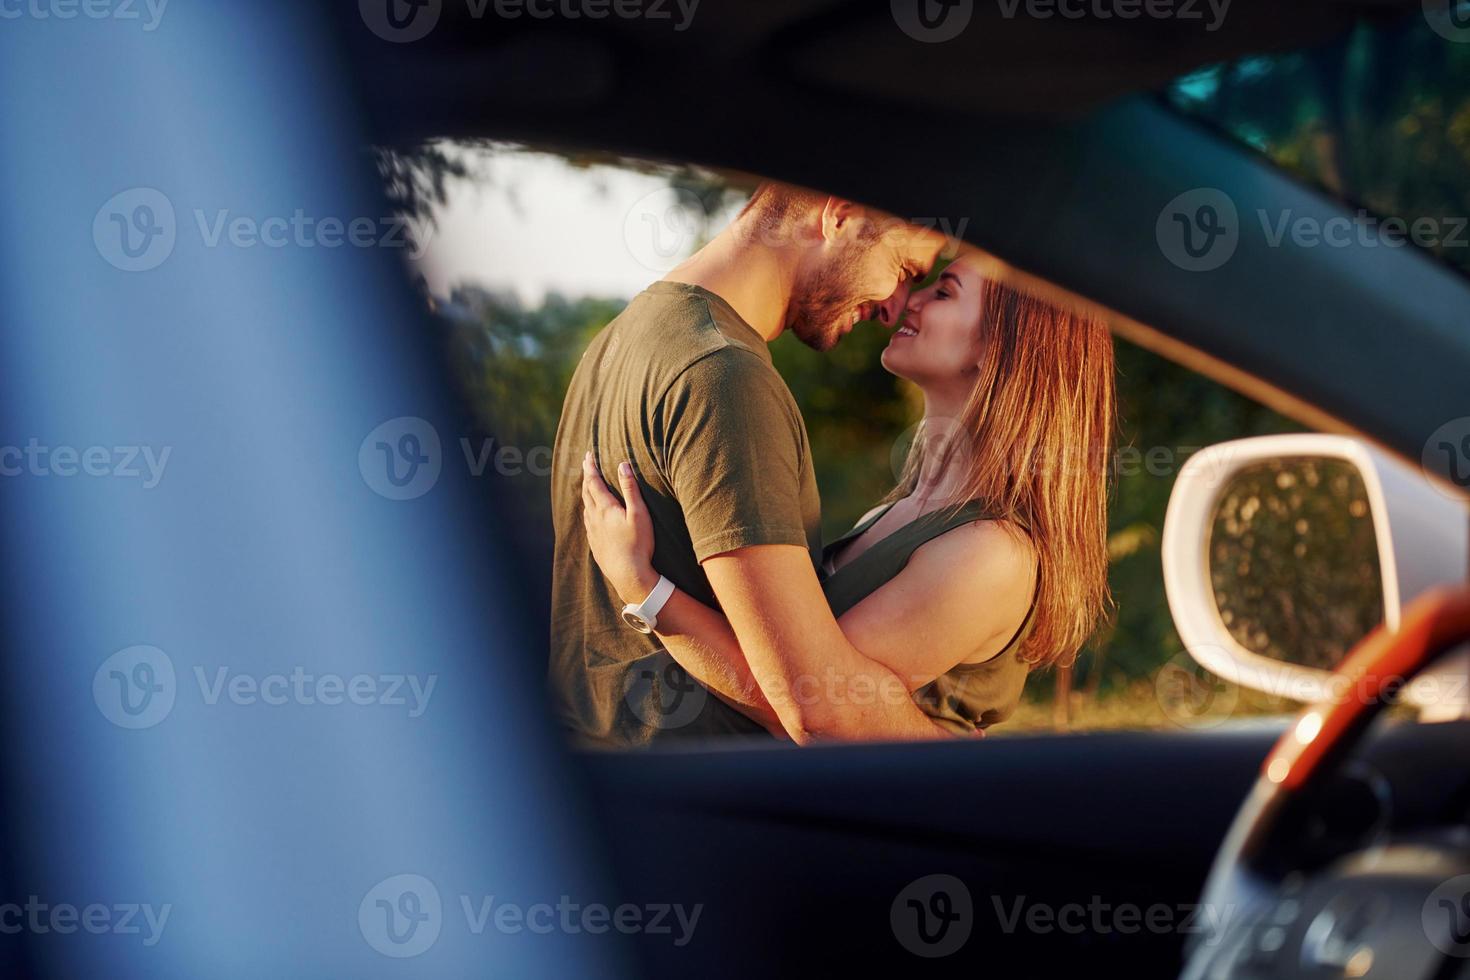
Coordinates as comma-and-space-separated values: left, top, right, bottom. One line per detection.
549, 183, 1115, 747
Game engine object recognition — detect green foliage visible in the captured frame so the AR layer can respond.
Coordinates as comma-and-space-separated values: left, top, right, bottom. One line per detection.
438, 286, 622, 546
444, 286, 619, 445
1086, 341, 1300, 696
768, 327, 920, 542
1167, 19, 1470, 277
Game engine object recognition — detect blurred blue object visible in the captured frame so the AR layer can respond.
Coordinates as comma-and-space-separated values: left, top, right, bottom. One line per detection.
0, 3, 625, 977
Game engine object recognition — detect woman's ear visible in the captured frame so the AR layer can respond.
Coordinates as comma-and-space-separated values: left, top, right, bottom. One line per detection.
967, 331, 988, 373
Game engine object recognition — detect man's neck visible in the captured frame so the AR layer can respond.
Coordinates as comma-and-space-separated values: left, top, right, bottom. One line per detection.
662, 224, 797, 343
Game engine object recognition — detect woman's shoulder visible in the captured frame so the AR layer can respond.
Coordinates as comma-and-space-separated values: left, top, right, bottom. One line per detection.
918, 518, 1038, 667
910, 516, 1037, 603
931, 510, 1033, 556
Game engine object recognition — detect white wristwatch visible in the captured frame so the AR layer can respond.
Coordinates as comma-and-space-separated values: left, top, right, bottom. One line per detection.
621, 575, 675, 634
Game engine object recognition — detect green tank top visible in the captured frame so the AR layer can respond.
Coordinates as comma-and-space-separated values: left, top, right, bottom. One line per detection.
819, 500, 1038, 735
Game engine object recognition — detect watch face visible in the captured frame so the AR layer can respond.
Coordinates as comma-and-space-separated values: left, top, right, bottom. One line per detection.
622, 609, 652, 634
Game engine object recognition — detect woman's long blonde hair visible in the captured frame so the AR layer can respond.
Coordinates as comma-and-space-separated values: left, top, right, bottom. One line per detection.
890, 276, 1115, 668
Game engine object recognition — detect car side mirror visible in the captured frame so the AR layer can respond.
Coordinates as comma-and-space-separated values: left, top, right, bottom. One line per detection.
1162, 434, 1470, 719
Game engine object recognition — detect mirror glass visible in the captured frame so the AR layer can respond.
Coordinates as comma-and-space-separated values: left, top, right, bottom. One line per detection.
1208, 456, 1385, 670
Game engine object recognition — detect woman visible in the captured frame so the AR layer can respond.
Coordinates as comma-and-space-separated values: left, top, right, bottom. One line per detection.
580, 255, 1115, 739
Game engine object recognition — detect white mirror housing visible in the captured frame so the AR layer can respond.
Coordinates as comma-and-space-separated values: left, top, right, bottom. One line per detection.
1162, 434, 1470, 716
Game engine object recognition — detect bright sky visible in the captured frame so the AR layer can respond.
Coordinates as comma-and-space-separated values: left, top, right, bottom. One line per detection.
414, 145, 746, 307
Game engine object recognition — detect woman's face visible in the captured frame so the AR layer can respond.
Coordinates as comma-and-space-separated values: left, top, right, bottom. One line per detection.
879, 258, 985, 387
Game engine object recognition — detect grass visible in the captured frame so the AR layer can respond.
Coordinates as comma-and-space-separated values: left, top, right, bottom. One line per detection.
996, 676, 1301, 735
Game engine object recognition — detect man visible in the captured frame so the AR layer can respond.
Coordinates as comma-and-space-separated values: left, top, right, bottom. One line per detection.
550, 182, 947, 747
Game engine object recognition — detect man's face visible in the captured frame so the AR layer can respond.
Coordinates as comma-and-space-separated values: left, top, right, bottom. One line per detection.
787, 210, 947, 353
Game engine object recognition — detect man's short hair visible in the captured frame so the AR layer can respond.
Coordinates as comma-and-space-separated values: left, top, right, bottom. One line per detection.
737, 182, 822, 231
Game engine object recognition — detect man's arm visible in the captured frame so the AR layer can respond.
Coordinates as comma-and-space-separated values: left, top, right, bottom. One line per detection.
702, 545, 953, 743
635, 584, 788, 735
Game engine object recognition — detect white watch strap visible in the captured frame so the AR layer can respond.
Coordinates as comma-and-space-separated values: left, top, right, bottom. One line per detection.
632, 575, 675, 622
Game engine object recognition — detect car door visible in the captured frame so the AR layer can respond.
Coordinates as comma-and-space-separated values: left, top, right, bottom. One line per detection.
581, 729, 1282, 976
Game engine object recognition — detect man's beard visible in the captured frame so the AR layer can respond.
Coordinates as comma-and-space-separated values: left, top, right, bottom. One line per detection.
787, 240, 875, 353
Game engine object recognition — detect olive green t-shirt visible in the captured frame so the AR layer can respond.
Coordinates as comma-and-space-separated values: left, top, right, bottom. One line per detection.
549, 281, 823, 748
